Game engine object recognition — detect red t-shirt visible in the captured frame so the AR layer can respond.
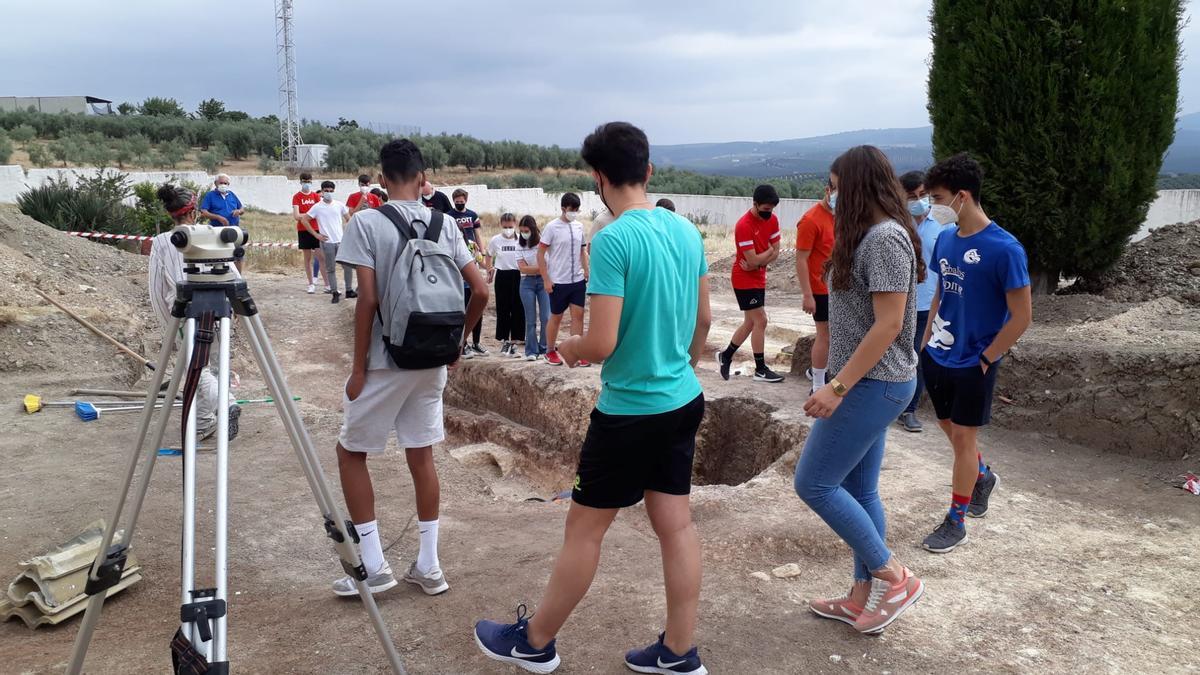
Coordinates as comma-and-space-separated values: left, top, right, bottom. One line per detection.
346, 192, 382, 210
293, 191, 321, 232
795, 203, 835, 295
732, 211, 781, 289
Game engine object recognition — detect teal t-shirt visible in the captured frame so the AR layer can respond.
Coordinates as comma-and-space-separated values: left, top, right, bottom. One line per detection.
588, 207, 707, 415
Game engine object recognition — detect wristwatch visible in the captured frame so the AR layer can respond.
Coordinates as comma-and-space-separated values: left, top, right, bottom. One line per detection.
829, 378, 848, 397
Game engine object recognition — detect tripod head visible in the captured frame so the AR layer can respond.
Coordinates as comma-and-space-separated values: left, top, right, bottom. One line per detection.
170, 224, 249, 283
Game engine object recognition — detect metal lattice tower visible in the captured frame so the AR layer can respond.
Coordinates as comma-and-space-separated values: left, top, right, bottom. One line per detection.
275, 0, 302, 165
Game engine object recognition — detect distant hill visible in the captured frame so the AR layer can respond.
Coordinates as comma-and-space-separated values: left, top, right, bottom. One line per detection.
653, 112, 1200, 177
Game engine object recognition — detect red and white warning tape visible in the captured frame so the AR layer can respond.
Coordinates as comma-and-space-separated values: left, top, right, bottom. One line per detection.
67, 231, 299, 249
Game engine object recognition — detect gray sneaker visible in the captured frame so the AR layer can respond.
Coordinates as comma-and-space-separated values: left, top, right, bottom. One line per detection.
403, 561, 450, 595
968, 470, 999, 518
332, 563, 398, 597
922, 516, 968, 554
898, 412, 924, 433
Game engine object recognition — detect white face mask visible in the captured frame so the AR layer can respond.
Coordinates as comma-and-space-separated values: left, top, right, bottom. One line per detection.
502, 227, 515, 238
216, 184, 229, 194
321, 192, 333, 202
301, 182, 312, 193
360, 186, 369, 194
564, 210, 580, 221
519, 231, 530, 241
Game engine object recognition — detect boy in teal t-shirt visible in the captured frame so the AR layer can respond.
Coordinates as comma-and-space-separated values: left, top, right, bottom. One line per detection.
474, 122, 713, 675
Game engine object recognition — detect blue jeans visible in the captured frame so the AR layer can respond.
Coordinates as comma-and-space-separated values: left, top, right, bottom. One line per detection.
795, 377, 916, 580
519, 276, 550, 356
905, 310, 929, 413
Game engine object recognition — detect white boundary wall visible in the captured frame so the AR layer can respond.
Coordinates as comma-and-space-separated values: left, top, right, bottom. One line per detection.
1, 166, 1197, 236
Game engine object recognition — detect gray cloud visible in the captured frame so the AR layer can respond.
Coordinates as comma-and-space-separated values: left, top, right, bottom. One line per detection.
4, 0, 1198, 146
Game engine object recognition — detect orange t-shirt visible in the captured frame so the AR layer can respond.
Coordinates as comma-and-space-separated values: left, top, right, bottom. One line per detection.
795, 203, 835, 295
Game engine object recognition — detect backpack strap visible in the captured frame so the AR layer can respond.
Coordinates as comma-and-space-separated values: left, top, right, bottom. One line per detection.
374, 204, 419, 243
425, 210, 444, 243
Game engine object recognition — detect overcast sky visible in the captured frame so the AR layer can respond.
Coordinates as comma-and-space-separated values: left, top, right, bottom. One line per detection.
5, 0, 1198, 146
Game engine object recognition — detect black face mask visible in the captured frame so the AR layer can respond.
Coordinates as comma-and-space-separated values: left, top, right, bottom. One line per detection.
757, 210, 773, 220
455, 203, 466, 211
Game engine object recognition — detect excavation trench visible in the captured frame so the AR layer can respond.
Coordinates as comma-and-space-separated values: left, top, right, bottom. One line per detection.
444, 361, 806, 491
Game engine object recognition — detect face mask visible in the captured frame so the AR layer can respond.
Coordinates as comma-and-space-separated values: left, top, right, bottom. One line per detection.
519, 231, 530, 241
455, 203, 466, 211
502, 227, 515, 238
564, 210, 580, 221
945, 193, 966, 223
216, 184, 229, 194
360, 186, 369, 194
321, 192, 333, 202
301, 182, 312, 193
908, 196, 930, 217
828, 191, 838, 213
757, 209, 772, 220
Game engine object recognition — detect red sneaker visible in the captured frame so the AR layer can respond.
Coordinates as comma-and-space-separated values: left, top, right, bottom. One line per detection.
545, 351, 563, 366
578, 359, 591, 367
808, 583, 868, 626
855, 567, 924, 634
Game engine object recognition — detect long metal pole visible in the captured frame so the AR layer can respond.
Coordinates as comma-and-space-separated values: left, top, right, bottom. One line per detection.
179, 320, 205, 656
213, 318, 232, 661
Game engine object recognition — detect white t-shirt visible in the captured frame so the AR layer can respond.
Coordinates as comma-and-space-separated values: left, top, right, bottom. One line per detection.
515, 244, 539, 275
488, 233, 521, 271
539, 217, 587, 284
307, 199, 350, 243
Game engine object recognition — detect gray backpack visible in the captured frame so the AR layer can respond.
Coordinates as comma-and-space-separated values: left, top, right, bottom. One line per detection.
375, 206, 465, 369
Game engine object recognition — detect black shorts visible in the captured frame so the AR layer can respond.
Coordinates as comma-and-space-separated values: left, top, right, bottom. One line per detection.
572, 394, 705, 509
549, 280, 586, 315
734, 288, 765, 311
813, 294, 829, 323
297, 230, 321, 250
921, 351, 999, 427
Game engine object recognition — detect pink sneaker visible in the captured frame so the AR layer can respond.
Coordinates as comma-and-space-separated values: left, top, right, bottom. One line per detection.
855, 567, 924, 634
808, 588, 865, 626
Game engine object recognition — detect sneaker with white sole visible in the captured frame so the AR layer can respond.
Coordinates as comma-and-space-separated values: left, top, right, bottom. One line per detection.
854, 567, 924, 634
808, 585, 867, 626
403, 561, 450, 595
525, 353, 538, 362
715, 350, 732, 381
922, 516, 968, 553
462, 344, 474, 360
470, 343, 489, 356
331, 563, 398, 597
474, 604, 560, 673
625, 633, 707, 675
968, 469, 998, 518
306, 284, 315, 294
753, 367, 785, 383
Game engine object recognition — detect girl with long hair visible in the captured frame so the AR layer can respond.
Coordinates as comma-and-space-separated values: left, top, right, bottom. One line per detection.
793, 145, 926, 634
514, 215, 550, 360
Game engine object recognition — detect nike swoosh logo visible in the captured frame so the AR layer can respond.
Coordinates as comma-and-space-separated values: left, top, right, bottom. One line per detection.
659, 657, 687, 668
511, 647, 545, 659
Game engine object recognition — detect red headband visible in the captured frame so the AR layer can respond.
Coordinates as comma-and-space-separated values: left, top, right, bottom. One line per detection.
170, 197, 196, 218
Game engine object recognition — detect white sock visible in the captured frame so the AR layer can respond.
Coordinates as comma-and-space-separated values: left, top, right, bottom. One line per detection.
417, 519, 440, 574
813, 367, 827, 387
355, 520, 385, 575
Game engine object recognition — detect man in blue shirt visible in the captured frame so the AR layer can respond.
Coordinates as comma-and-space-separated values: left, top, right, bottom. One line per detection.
919, 154, 1032, 555
474, 122, 713, 675
199, 174, 245, 270
897, 170, 952, 433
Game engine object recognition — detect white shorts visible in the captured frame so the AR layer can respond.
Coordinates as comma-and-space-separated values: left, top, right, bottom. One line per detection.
338, 367, 448, 453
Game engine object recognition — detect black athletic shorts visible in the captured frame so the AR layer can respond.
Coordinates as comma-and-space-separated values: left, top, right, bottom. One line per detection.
813, 293, 829, 323
549, 280, 586, 315
921, 351, 999, 427
297, 229, 321, 250
734, 288, 766, 311
572, 394, 705, 509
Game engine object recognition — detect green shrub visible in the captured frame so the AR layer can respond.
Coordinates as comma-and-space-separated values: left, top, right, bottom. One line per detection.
257, 154, 277, 173
138, 96, 187, 117
155, 141, 188, 169
9, 124, 36, 147
27, 143, 51, 167
0, 133, 11, 164
510, 173, 540, 189
214, 124, 253, 160
17, 171, 135, 235
198, 143, 228, 173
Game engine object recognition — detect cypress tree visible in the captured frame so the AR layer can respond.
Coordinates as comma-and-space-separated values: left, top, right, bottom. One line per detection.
928, 1, 1183, 292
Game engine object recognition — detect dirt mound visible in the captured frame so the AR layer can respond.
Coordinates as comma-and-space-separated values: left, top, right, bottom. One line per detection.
1068, 221, 1200, 304
0, 205, 152, 388
709, 249, 803, 293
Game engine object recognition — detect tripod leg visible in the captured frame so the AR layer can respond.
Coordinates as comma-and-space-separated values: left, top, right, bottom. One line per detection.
68, 316, 188, 674
212, 316, 231, 662
241, 313, 407, 675
179, 320, 208, 656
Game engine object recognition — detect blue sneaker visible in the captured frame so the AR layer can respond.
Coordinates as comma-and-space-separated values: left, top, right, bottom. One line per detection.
474, 604, 561, 673
625, 633, 708, 675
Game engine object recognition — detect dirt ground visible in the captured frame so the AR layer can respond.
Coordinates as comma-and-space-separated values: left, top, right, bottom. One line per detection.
1, 220, 1199, 673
